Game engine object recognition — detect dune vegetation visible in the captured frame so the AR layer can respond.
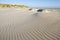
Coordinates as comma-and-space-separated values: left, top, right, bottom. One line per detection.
0, 4, 29, 8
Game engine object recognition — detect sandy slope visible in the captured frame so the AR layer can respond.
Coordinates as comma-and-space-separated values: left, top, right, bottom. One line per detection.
0, 8, 60, 40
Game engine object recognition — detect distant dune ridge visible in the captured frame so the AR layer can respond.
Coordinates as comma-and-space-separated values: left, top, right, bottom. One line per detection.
0, 4, 29, 8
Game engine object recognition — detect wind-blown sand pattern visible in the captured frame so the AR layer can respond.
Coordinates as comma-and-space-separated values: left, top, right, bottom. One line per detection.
0, 8, 60, 40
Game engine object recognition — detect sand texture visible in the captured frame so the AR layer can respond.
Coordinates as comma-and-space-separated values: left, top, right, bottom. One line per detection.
0, 8, 60, 40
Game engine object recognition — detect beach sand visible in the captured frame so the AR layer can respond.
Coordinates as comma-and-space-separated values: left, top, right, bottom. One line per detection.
0, 8, 60, 40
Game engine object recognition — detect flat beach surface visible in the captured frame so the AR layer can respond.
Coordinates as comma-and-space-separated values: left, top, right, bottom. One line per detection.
0, 8, 60, 40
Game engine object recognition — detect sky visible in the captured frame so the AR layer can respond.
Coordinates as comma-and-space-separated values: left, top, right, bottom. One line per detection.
0, 0, 60, 8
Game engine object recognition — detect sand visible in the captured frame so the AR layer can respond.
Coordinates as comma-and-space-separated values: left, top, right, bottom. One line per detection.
0, 8, 60, 40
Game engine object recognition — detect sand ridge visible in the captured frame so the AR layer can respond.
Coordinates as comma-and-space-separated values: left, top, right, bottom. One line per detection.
0, 8, 60, 40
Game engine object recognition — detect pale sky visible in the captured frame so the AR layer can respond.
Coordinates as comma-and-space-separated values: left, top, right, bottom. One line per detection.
0, 0, 60, 8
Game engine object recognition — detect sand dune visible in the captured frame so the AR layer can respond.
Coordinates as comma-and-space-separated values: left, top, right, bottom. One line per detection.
0, 8, 60, 40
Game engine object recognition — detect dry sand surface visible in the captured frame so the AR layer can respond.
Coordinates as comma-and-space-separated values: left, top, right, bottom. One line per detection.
0, 8, 60, 40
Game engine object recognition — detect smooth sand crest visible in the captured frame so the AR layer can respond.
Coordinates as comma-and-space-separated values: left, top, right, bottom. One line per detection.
0, 8, 60, 40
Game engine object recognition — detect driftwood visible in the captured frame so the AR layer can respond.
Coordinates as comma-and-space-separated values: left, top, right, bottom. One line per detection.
37, 9, 43, 12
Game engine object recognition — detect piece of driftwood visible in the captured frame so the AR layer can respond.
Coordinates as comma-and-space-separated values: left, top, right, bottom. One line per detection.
37, 9, 43, 12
